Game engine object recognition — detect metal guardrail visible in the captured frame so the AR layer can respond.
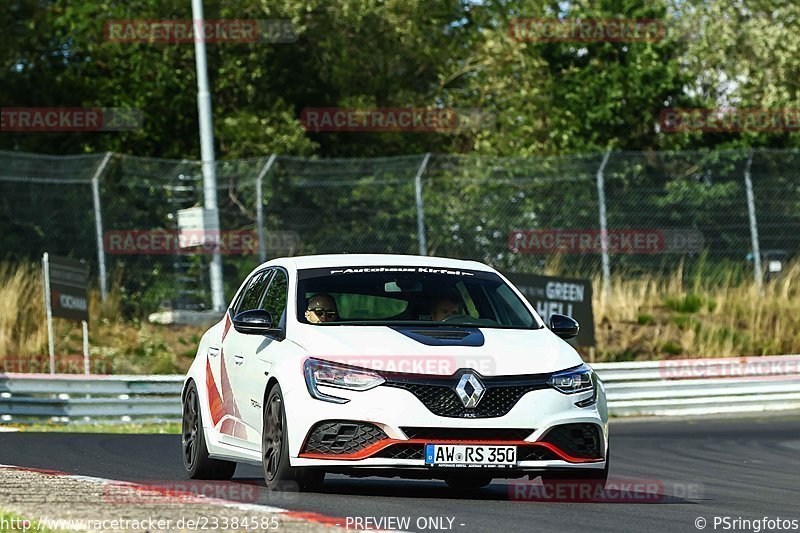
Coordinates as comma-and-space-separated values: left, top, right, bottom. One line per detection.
1, 355, 799, 422
594, 354, 800, 416
0, 374, 183, 422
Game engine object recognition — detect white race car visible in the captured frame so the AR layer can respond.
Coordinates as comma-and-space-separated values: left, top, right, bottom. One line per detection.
181, 254, 608, 491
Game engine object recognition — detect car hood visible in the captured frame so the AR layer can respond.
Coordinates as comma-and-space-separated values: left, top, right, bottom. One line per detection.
291, 324, 583, 376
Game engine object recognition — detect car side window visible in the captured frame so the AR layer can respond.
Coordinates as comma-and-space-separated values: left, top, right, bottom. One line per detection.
234, 269, 273, 315
261, 269, 288, 327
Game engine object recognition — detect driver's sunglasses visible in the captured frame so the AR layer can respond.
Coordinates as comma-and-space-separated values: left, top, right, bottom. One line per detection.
308, 307, 337, 319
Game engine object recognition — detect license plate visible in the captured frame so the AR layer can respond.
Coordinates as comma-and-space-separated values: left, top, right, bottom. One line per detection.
425, 444, 516, 467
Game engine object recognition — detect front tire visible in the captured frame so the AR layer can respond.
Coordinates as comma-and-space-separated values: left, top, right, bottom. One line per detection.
262, 384, 325, 492
182, 382, 237, 480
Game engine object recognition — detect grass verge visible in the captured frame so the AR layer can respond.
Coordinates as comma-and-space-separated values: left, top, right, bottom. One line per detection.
3, 422, 181, 434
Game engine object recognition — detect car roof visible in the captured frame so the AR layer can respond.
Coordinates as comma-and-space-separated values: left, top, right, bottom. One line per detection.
264, 254, 495, 273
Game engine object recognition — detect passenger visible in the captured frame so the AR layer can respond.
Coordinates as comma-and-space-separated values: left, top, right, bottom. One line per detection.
305, 293, 339, 323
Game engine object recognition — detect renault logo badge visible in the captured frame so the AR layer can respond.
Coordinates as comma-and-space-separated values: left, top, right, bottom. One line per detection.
455, 373, 485, 408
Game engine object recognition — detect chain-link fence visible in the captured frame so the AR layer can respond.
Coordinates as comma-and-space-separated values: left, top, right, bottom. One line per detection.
2, 148, 798, 315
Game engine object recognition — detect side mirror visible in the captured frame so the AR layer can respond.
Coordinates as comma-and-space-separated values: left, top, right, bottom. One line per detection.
232, 309, 279, 335
549, 314, 579, 340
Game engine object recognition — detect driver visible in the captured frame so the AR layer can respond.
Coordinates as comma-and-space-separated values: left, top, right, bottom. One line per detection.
305, 293, 339, 324
430, 291, 463, 322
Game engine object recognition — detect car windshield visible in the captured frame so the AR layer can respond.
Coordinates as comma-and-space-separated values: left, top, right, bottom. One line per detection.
297, 266, 542, 329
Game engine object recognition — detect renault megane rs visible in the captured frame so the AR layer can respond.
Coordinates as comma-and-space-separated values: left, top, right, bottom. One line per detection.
181, 254, 609, 491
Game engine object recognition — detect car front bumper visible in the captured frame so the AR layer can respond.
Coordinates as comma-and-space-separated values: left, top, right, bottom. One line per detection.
285, 382, 608, 472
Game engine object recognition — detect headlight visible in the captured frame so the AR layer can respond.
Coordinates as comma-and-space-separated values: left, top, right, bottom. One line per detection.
548, 364, 596, 402
304, 358, 385, 403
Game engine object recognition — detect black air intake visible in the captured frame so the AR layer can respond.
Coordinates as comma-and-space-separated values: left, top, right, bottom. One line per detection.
540, 423, 602, 459
302, 421, 387, 455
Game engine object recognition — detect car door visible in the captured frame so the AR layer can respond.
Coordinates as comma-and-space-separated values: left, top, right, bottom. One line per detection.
233, 268, 290, 446
216, 268, 273, 449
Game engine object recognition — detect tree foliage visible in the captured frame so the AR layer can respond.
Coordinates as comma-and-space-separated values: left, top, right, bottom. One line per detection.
1, 0, 798, 158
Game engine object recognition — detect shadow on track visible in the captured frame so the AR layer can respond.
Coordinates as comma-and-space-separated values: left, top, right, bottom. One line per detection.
228, 476, 702, 505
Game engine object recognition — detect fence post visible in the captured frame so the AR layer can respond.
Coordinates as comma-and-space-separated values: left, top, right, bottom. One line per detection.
414, 153, 431, 256
743, 149, 763, 290
596, 149, 612, 303
255, 154, 277, 263
90, 152, 113, 302
82, 320, 90, 376
42, 253, 55, 374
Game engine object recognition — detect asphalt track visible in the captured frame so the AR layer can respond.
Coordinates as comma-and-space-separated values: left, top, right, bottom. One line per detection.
1, 415, 799, 533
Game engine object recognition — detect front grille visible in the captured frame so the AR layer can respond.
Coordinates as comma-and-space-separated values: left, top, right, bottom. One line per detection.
373, 444, 425, 460
302, 421, 387, 456
401, 427, 533, 441
382, 371, 548, 418
517, 446, 560, 461
540, 423, 602, 459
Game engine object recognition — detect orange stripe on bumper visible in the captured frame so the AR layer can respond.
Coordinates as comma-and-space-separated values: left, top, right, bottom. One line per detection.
299, 439, 603, 463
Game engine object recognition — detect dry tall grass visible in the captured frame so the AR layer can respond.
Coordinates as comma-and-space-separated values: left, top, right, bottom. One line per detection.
0, 262, 47, 356
594, 260, 800, 360
0, 261, 126, 358
0, 262, 200, 373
